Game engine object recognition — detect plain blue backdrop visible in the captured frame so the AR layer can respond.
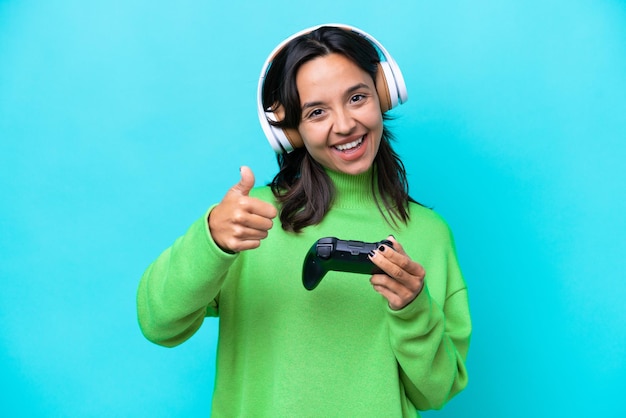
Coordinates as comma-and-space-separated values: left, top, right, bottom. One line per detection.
1, 0, 625, 416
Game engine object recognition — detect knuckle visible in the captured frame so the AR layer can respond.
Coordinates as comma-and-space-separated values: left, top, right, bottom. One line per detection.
231, 225, 246, 239
398, 257, 412, 270
389, 266, 404, 279
225, 239, 241, 252
237, 196, 251, 209
232, 211, 247, 225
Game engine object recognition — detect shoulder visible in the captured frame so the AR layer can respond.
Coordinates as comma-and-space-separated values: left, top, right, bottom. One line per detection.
407, 202, 455, 243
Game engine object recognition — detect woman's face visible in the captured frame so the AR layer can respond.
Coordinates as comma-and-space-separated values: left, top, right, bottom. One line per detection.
296, 53, 383, 175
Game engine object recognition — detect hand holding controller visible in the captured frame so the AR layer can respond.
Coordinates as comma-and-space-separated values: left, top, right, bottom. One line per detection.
302, 237, 393, 290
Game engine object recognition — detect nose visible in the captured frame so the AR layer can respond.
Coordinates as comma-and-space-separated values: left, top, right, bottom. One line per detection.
332, 107, 357, 135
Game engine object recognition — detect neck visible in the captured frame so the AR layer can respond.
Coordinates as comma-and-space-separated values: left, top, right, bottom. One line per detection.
325, 168, 378, 208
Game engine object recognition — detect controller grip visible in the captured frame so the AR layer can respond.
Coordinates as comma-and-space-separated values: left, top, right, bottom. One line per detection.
302, 252, 326, 290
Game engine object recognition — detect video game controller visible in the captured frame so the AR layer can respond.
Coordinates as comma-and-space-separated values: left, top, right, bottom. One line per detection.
302, 237, 393, 290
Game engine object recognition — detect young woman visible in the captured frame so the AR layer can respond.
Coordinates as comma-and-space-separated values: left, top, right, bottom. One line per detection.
137, 24, 471, 417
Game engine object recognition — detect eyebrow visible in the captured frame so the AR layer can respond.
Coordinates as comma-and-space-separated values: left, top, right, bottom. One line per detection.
301, 83, 372, 110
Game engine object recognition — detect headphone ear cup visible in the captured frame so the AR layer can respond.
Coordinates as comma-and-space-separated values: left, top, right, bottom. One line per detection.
282, 126, 303, 149
265, 118, 303, 153
265, 105, 304, 152
375, 63, 392, 112
375, 62, 399, 112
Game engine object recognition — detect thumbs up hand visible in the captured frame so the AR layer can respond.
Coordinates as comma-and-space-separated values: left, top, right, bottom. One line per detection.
208, 166, 278, 253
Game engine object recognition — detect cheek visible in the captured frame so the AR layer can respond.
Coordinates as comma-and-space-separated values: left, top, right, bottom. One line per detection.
371, 112, 384, 131
369, 115, 384, 143
299, 125, 327, 149
358, 105, 384, 134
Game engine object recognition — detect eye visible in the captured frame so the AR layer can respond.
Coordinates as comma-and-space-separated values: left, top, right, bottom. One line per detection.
350, 94, 366, 104
306, 108, 324, 119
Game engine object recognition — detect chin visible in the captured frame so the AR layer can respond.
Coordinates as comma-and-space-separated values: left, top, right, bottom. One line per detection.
337, 161, 374, 175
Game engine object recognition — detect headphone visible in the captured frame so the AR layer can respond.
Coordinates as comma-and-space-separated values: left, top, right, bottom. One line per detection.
257, 23, 408, 154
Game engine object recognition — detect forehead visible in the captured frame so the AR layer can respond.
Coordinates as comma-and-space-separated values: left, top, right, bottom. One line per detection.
295, 53, 373, 94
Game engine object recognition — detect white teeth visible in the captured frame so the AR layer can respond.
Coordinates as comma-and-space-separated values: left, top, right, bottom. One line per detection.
335, 136, 364, 151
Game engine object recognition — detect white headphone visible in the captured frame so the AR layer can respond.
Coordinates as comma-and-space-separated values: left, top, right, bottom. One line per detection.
257, 23, 408, 154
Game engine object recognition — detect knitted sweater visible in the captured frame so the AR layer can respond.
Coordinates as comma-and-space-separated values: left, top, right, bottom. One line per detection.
137, 169, 471, 417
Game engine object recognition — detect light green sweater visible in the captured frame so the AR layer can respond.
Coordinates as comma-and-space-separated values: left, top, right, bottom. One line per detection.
137, 169, 471, 417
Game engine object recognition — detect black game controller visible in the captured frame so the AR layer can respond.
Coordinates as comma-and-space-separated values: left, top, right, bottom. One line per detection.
302, 237, 393, 290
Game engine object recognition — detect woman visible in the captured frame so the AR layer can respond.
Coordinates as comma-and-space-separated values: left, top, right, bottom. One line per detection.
137, 24, 471, 417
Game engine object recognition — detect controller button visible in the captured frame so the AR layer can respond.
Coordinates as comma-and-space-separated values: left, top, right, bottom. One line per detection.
318, 244, 332, 259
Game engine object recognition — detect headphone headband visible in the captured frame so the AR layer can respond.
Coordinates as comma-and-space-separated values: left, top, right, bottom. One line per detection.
257, 24, 408, 154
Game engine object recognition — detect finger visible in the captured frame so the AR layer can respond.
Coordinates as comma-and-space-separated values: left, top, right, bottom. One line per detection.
235, 210, 275, 232
370, 273, 406, 295
369, 246, 425, 300
224, 237, 265, 252
371, 282, 396, 302
231, 165, 255, 196
370, 276, 417, 310
229, 223, 272, 242
385, 235, 407, 256
370, 270, 420, 293
246, 197, 278, 220
370, 243, 424, 280
217, 223, 271, 252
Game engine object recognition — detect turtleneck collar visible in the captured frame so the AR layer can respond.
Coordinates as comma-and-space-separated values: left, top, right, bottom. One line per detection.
325, 168, 379, 209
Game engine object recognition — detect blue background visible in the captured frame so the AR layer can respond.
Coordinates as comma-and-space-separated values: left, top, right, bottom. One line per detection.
1, 0, 625, 416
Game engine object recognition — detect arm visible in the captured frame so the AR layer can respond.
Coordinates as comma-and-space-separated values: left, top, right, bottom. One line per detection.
369, 230, 471, 410
137, 166, 277, 347
136, 212, 238, 347
387, 282, 471, 410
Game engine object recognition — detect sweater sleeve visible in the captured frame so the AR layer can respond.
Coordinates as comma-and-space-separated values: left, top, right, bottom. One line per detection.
387, 229, 471, 410
136, 208, 238, 347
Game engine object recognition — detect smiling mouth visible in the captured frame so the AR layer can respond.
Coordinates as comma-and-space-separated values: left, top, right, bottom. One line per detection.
333, 136, 364, 151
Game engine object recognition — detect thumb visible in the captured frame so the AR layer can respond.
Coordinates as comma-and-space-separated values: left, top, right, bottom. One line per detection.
232, 165, 255, 196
